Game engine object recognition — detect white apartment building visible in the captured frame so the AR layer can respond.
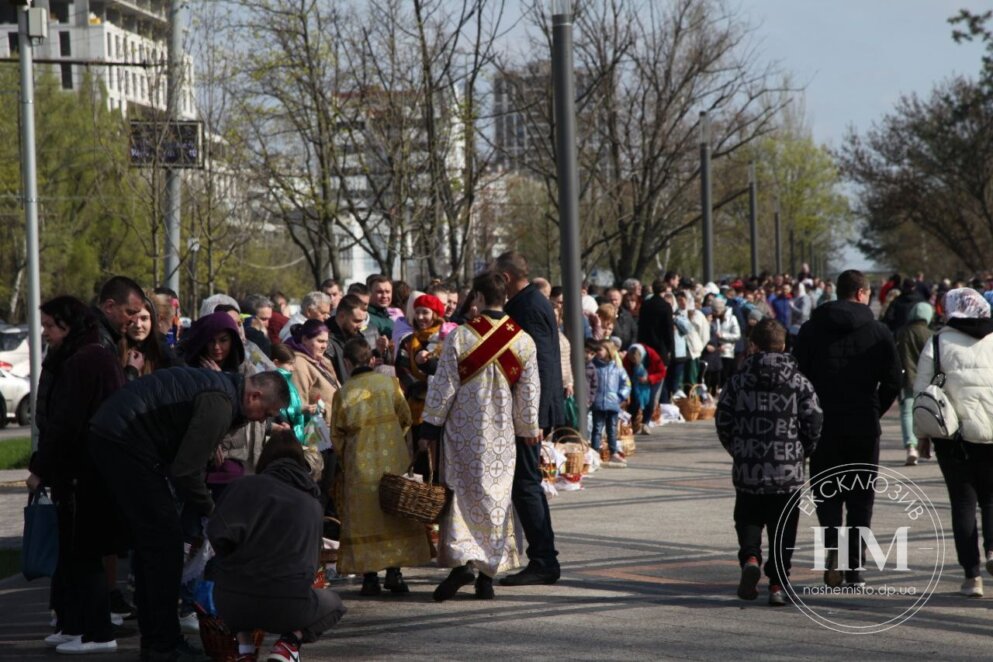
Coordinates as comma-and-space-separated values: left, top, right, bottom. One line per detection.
327, 85, 467, 285
0, 0, 195, 119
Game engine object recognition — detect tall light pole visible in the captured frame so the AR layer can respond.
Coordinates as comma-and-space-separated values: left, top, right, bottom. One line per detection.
774, 201, 782, 275
17, 2, 46, 450
700, 111, 714, 283
747, 161, 758, 278
163, 0, 183, 293
551, 0, 587, 426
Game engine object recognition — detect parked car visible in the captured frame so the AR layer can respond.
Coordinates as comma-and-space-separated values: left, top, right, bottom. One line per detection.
0, 366, 29, 427
0, 325, 29, 377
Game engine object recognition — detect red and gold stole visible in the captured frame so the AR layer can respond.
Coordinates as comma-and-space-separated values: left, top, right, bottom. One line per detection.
457, 315, 525, 386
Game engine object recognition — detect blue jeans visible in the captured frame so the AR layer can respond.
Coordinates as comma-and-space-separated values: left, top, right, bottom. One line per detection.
899, 389, 917, 449
591, 410, 619, 453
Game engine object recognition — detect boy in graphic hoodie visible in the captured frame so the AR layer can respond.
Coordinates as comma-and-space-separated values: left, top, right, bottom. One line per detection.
716, 319, 823, 606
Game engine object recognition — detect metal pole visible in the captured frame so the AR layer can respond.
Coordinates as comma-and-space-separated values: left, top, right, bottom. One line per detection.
552, 2, 587, 427
163, 0, 183, 293
774, 205, 782, 274
700, 111, 713, 283
18, 6, 42, 451
789, 225, 796, 276
747, 162, 758, 278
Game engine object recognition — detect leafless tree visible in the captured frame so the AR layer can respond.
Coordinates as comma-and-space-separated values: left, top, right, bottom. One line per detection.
500, 0, 789, 281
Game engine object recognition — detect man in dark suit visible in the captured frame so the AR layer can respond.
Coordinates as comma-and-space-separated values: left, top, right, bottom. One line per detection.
637, 278, 675, 403
496, 251, 562, 585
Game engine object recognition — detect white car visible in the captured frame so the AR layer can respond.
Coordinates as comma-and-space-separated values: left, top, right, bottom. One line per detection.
0, 325, 29, 377
0, 367, 30, 427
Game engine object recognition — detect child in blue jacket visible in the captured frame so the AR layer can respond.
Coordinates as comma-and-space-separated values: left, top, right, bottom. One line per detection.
588, 339, 631, 465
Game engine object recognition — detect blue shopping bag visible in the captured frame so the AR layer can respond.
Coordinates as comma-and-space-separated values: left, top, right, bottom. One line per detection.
22, 488, 58, 580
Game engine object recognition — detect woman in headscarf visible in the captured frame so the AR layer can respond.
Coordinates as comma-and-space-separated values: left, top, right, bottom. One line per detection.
285, 319, 340, 422
914, 288, 993, 598
285, 319, 339, 503
395, 294, 449, 480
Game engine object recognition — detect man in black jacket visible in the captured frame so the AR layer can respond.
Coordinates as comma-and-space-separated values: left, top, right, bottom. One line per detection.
880, 278, 925, 335
637, 278, 674, 402
324, 294, 368, 384
89, 368, 289, 662
794, 269, 901, 589
93, 276, 145, 355
497, 251, 562, 586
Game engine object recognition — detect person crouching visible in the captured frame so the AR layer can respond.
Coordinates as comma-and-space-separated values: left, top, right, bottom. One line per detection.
207, 431, 346, 662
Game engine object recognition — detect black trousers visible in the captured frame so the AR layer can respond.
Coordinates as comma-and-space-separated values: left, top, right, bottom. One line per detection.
809, 434, 879, 574
734, 492, 799, 586
91, 437, 183, 653
51, 489, 113, 643
511, 436, 559, 571
934, 438, 993, 578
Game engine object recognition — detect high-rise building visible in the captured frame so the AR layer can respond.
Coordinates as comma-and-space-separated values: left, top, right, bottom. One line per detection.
0, 0, 194, 119
492, 61, 550, 173
492, 61, 594, 175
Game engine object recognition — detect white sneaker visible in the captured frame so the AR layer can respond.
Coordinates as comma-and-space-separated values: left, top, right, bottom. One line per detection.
179, 611, 200, 634
961, 576, 983, 598
905, 447, 919, 466
55, 639, 118, 655
45, 632, 80, 648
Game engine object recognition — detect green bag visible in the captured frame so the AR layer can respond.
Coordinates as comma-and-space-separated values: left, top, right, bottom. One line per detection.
563, 395, 579, 430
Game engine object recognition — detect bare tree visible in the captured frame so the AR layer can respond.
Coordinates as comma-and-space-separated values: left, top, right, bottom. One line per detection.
501, 0, 789, 281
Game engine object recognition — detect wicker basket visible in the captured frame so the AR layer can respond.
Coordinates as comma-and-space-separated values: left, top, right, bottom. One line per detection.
554, 427, 590, 476
197, 609, 264, 662
697, 404, 716, 421
379, 451, 450, 524
673, 391, 702, 422
620, 434, 636, 456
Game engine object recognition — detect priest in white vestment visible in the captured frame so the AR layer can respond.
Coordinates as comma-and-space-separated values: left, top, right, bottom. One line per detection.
420, 271, 541, 601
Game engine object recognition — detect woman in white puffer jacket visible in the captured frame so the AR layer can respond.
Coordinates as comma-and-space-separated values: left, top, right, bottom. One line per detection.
914, 287, 993, 598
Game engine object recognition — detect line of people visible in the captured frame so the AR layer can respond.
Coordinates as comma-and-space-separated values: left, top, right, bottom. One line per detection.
24, 251, 567, 662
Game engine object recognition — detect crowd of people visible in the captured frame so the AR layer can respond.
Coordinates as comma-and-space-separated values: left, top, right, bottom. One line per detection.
23, 252, 565, 662
25, 251, 993, 657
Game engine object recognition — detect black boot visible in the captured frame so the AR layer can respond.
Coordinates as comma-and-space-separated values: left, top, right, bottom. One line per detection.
360, 572, 381, 596
475, 573, 494, 600
384, 568, 409, 594
433, 564, 475, 602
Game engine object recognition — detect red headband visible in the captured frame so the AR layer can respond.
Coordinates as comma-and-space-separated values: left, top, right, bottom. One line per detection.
413, 294, 446, 319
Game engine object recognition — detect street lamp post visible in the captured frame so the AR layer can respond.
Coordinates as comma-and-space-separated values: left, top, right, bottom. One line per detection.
747, 161, 758, 278
163, 0, 183, 294
551, 0, 587, 426
774, 201, 782, 275
17, 2, 46, 450
700, 111, 714, 283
